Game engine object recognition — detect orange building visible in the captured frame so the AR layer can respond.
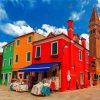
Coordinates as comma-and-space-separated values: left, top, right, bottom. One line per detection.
12, 32, 45, 79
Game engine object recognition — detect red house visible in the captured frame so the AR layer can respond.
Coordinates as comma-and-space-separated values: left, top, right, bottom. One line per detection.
30, 20, 91, 91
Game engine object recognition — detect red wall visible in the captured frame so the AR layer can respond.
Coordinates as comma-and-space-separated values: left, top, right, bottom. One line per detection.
32, 36, 90, 91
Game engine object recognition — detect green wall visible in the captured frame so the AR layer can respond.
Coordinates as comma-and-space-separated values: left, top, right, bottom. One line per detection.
1, 42, 14, 85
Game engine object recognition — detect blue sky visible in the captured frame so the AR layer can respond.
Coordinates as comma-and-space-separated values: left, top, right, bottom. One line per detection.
0, 0, 100, 51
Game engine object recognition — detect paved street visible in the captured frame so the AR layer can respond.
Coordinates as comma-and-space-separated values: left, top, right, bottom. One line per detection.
0, 85, 100, 100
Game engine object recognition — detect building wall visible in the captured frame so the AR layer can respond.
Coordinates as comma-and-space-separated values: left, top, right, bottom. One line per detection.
32, 35, 90, 91
2, 42, 14, 73
1, 43, 14, 85
12, 32, 45, 71
0, 53, 2, 72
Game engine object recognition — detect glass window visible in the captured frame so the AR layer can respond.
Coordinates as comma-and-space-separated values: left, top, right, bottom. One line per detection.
52, 42, 58, 55
79, 51, 82, 61
15, 55, 18, 63
36, 46, 41, 58
16, 40, 20, 46
9, 58, 12, 65
28, 36, 32, 43
26, 52, 31, 61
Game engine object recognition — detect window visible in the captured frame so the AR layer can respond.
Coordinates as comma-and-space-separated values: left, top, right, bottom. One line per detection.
9, 58, 12, 65
28, 36, 32, 43
79, 51, 82, 61
51, 42, 58, 55
26, 52, 31, 61
10, 46, 12, 51
86, 53, 88, 62
15, 55, 18, 63
36, 46, 41, 58
16, 39, 20, 46
3, 59, 6, 66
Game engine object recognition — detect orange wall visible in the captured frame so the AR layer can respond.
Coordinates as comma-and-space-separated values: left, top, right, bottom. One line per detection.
12, 33, 45, 71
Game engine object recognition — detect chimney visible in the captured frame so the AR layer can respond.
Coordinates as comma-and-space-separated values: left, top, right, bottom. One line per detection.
68, 20, 74, 39
81, 37, 86, 48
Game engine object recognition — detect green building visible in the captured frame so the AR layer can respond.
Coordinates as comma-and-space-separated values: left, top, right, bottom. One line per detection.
1, 42, 14, 85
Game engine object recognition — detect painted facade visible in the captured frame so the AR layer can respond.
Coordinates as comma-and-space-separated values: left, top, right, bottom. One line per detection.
12, 32, 45, 79
1, 42, 14, 85
32, 20, 90, 91
0, 53, 2, 84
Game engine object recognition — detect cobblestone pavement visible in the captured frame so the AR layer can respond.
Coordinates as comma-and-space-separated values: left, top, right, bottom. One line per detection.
0, 85, 100, 100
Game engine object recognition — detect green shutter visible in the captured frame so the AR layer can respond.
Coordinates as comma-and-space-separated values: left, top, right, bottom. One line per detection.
52, 42, 57, 55
36, 47, 40, 57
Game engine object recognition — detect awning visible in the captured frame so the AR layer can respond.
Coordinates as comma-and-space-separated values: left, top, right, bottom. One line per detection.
18, 62, 60, 72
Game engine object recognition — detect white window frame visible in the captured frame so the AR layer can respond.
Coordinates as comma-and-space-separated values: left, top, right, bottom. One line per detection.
15, 54, 18, 63
35, 46, 41, 58
16, 39, 20, 46
3, 59, 6, 66
51, 41, 58, 55
79, 50, 82, 61
26, 52, 31, 62
10, 45, 12, 51
27, 35, 32, 43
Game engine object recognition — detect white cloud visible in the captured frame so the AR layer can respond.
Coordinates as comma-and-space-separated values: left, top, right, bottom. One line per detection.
97, 0, 100, 8
0, 20, 34, 36
69, 10, 85, 21
36, 24, 67, 36
0, 3, 8, 22
80, 33, 89, 49
42, 0, 51, 4
0, 42, 7, 52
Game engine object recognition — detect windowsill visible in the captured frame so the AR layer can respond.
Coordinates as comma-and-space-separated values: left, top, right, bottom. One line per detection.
34, 57, 41, 60
51, 54, 58, 58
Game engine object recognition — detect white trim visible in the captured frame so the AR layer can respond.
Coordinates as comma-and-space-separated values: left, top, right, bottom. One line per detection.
27, 35, 32, 43
3, 59, 6, 66
35, 46, 41, 58
26, 52, 31, 62
9, 58, 12, 66
51, 41, 58, 55
16, 39, 20, 46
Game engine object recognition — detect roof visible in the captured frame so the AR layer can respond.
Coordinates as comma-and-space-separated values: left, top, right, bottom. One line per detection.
3, 41, 14, 48
90, 7, 99, 23
15, 32, 45, 39
32, 32, 89, 51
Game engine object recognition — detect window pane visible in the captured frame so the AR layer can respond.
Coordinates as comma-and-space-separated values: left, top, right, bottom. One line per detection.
16, 40, 20, 46
36, 47, 40, 57
52, 42, 57, 55
28, 36, 32, 43
27, 52, 30, 61
15, 55, 18, 62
